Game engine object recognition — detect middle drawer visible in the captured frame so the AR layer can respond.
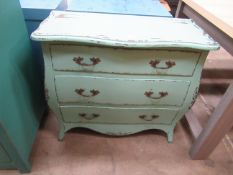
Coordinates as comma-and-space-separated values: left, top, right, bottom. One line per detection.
55, 76, 190, 106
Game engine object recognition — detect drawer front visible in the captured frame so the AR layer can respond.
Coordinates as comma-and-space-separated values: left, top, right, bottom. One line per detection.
60, 106, 179, 124
55, 76, 190, 106
0, 144, 10, 163
51, 45, 200, 76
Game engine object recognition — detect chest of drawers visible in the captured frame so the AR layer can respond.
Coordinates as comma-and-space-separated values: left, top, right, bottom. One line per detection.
32, 11, 219, 142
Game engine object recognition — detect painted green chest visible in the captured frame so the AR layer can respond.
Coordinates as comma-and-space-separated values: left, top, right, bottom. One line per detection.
32, 11, 219, 142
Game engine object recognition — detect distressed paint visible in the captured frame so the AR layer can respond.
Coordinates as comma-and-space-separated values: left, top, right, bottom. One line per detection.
188, 86, 199, 109
31, 11, 219, 50
60, 105, 179, 124
32, 11, 219, 142
55, 75, 190, 106
50, 45, 201, 76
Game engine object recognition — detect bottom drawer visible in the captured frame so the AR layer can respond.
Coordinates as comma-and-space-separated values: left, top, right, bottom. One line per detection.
0, 144, 11, 163
60, 106, 179, 124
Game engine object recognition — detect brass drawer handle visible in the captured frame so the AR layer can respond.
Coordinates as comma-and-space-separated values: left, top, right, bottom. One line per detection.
75, 88, 100, 97
149, 60, 176, 69
139, 115, 159, 121
144, 91, 168, 99
78, 113, 100, 120
73, 56, 101, 66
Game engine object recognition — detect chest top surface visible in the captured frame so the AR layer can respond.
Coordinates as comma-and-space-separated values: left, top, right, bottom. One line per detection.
31, 10, 219, 50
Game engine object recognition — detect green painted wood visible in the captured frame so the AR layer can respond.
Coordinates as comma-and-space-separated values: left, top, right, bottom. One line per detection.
55, 75, 190, 106
0, 145, 11, 163
31, 11, 219, 50
60, 105, 178, 124
0, 125, 30, 172
51, 45, 200, 76
0, 0, 45, 172
33, 10, 219, 143
41, 41, 209, 143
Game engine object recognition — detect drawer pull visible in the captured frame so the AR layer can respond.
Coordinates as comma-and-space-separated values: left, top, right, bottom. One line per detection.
78, 113, 100, 120
75, 88, 100, 97
144, 91, 168, 99
149, 60, 176, 69
73, 56, 101, 66
139, 115, 159, 121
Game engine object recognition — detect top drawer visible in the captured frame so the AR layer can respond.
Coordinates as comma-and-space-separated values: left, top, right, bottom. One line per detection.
50, 45, 200, 76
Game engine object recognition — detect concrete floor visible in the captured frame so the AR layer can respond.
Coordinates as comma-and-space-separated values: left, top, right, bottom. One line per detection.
1, 48, 233, 175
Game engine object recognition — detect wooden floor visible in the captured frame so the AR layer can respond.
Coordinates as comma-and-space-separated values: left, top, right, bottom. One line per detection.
1, 48, 233, 175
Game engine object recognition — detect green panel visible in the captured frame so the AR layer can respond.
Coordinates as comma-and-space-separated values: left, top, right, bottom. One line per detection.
55, 75, 190, 106
0, 145, 11, 163
60, 105, 178, 124
0, 0, 45, 172
51, 45, 200, 76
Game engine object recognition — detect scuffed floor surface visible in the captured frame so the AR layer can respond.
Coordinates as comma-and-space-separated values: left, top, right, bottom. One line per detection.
1, 112, 233, 175
1, 48, 233, 175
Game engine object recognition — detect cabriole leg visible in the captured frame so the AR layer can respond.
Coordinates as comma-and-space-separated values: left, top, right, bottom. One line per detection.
167, 130, 174, 143
58, 126, 65, 141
